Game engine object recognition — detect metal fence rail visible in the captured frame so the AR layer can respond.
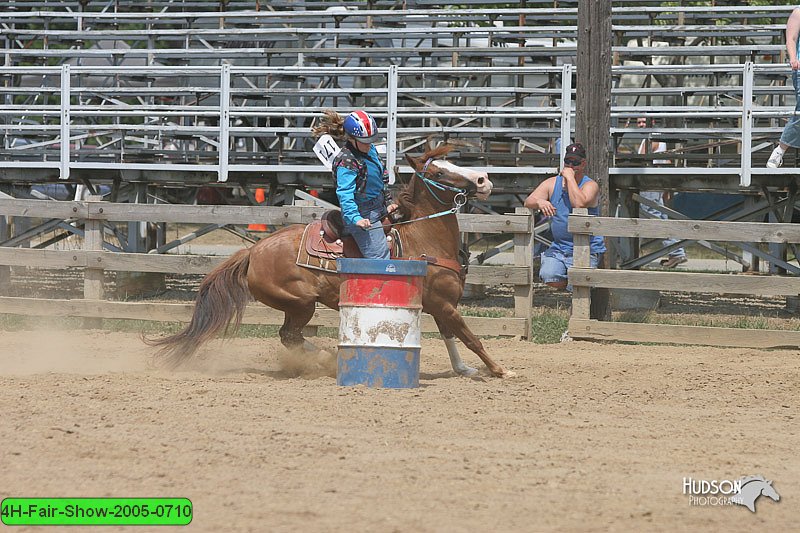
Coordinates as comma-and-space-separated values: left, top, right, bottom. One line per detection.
0, 62, 795, 189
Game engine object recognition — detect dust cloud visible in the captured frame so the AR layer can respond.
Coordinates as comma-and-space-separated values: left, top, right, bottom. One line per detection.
1, 327, 148, 375
277, 346, 337, 379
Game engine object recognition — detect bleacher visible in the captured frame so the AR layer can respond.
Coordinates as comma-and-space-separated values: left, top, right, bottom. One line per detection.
0, 1, 796, 204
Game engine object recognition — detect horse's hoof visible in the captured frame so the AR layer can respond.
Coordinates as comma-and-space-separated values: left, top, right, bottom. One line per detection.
455, 366, 479, 377
497, 369, 517, 378
302, 340, 321, 354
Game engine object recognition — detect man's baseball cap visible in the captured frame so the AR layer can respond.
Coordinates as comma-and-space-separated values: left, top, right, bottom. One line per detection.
564, 142, 586, 160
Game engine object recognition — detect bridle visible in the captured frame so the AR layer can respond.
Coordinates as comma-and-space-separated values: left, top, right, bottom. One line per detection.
415, 158, 469, 207
368, 158, 468, 231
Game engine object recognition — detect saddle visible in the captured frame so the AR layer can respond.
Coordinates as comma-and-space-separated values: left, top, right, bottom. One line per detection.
297, 210, 465, 280
298, 210, 401, 269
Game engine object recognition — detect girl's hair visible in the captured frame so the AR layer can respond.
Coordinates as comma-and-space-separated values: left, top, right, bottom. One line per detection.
311, 109, 346, 140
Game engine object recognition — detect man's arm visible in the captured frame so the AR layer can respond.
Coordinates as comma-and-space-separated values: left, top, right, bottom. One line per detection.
787, 8, 800, 69
523, 177, 556, 216
561, 166, 599, 208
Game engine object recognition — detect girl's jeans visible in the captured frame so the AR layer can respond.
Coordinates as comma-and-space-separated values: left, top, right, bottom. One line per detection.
344, 195, 390, 259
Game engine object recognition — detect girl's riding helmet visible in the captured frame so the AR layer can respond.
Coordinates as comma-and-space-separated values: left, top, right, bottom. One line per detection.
343, 110, 378, 143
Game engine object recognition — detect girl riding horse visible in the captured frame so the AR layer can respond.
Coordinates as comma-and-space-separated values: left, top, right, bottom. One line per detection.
146, 128, 513, 378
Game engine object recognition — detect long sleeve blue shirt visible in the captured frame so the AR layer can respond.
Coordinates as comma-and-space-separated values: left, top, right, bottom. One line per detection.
335, 145, 386, 225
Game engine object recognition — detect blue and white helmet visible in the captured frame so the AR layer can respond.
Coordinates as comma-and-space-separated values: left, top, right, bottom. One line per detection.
343, 110, 378, 143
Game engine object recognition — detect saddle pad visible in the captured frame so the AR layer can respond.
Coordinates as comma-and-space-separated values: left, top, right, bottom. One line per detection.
297, 222, 402, 273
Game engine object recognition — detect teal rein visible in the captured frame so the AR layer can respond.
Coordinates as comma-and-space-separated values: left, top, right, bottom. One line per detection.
415, 171, 467, 205
366, 165, 468, 232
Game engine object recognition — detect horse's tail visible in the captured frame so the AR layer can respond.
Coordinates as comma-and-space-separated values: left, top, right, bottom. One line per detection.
145, 249, 251, 368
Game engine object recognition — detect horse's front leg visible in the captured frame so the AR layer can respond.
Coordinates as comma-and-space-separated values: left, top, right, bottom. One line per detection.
432, 304, 514, 378
433, 316, 478, 377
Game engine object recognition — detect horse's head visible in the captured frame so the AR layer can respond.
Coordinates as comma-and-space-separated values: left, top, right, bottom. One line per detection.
761, 480, 780, 502
404, 146, 493, 202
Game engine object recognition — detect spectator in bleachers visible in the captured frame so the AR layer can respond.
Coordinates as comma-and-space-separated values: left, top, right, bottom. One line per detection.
524, 142, 605, 290
637, 117, 687, 268
767, 7, 800, 168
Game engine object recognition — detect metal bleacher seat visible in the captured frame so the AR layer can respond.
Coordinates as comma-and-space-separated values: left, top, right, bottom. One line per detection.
0, 2, 795, 204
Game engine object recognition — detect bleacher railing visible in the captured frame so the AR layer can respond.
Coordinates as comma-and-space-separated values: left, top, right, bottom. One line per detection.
0, 62, 795, 187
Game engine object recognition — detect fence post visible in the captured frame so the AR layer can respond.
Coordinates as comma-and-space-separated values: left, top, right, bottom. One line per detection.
559, 63, 573, 168
570, 208, 591, 320
0, 215, 8, 291
740, 61, 754, 187
84, 195, 104, 328
514, 207, 535, 339
60, 64, 71, 180
218, 63, 230, 183
386, 65, 398, 185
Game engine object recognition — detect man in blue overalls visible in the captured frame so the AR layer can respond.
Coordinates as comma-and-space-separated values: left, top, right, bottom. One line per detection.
523, 142, 606, 290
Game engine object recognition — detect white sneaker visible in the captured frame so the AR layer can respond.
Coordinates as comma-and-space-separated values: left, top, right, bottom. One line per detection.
766, 147, 784, 168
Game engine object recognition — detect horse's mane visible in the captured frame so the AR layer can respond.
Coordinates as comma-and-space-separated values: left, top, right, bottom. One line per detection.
739, 475, 768, 486
311, 109, 346, 140
419, 144, 455, 162
397, 144, 455, 215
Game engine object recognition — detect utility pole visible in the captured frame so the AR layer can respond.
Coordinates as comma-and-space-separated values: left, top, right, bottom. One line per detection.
576, 0, 612, 320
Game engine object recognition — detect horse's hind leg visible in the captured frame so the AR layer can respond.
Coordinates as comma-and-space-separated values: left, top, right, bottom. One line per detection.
434, 304, 514, 378
278, 303, 318, 353
433, 316, 478, 377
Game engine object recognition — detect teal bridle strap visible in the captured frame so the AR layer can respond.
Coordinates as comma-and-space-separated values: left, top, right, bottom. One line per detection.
414, 158, 468, 205
366, 159, 468, 232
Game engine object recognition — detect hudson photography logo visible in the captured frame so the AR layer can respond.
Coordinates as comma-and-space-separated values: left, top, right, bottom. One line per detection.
683, 475, 781, 512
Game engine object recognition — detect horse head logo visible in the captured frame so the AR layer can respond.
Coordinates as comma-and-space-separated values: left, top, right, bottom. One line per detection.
730, 476, 780, 513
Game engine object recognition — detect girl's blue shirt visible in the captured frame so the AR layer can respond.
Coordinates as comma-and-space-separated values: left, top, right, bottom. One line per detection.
335, 144, 386, 225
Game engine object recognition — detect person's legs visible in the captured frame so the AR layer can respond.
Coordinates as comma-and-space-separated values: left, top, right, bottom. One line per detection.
346, 197, 390, 259
639, 194, 686, 261
770, 71, 800, 168
539, 250, 599, 290
539, 249, 568, 289
348, 224, 390, 259
639, 201, 664, 220
661, 237, 686, 259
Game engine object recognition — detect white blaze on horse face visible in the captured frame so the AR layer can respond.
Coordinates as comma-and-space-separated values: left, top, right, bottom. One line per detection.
433, 161, 493, 200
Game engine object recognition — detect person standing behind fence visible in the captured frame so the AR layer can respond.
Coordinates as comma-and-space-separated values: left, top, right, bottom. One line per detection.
523, 142, 605, 290
312, 109, 398, 259
637, 117, 687, 268
767, 7, 800, 168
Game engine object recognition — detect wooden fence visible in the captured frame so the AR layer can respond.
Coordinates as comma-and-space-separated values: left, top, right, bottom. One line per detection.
569, 211, 800, 349
0, 198, 535, 338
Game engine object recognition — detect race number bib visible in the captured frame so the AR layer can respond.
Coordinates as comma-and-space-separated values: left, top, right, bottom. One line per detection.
313, 134, 341, 170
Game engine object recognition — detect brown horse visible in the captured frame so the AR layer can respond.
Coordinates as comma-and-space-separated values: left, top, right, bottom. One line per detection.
148, 145, 512, 378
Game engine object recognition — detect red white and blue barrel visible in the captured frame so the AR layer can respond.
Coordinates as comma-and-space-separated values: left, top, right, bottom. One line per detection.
336, 258, 428, 388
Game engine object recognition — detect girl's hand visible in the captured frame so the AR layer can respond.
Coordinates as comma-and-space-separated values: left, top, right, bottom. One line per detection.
356, 219, 371, 229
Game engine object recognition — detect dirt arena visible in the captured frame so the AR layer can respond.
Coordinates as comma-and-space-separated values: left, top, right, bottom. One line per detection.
1, 329, 797, 532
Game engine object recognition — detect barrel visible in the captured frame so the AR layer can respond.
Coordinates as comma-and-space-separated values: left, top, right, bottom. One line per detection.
336, 258, 428, 388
